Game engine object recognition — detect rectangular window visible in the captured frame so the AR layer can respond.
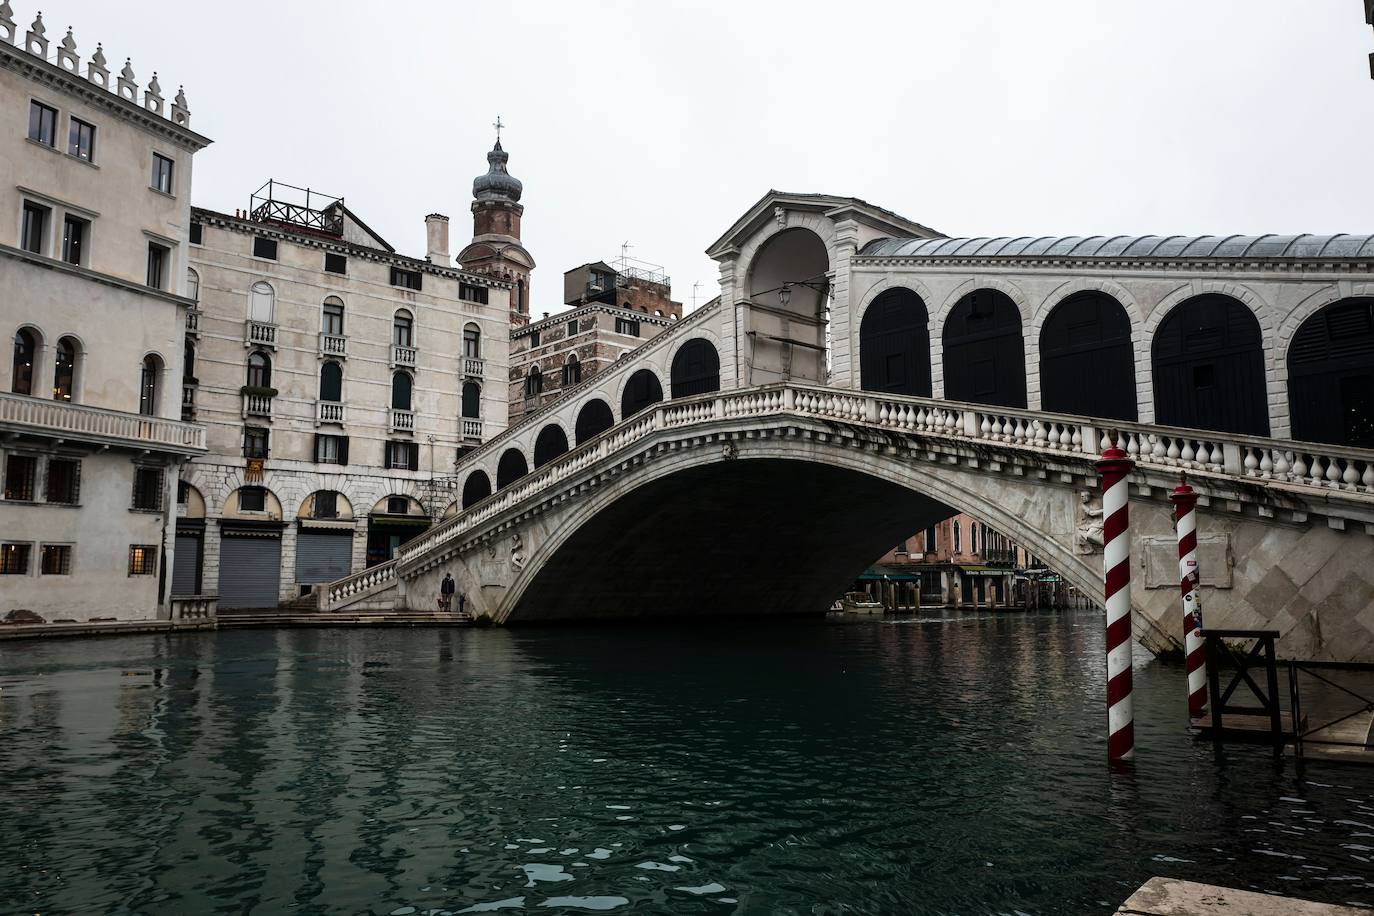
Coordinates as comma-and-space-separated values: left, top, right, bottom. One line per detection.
925, 527, 936, 553
62, 215, 87, 266
322, 302, 344, 335
390, 266, 422, 290
67, 117, 95, 161
243, 427, 270, 459
177, 480, 190, 505
387, 496, 409, 515
324, 252, 347, 274
27, 100, 57, 146
45, 459, 80, 504
615, 317, 640, 337
151, 153, 174, 194
238, 486, 266, 512
1, 543, 31, 575
529, 329, 540, 348
4, 454, 37, 501
146, 242, 168, 289
314, 490, 338, 518
385, 441, 417, 470
313, 433, 348, 465
132, 466, 165, 511
40, 544, 72, 575
253, 236, 278, 260
189, 221, 203, 245
566, 318, 578, 336
128, 544, 157, 576
463, 328, 480, 358
458, 282, 488, 304
21, 201, 48, 254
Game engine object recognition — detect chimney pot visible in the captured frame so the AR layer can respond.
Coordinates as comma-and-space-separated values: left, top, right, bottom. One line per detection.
425, 213, 451, 268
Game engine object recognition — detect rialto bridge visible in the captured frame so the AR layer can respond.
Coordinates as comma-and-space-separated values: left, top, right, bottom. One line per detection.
322, 192, 1374, 662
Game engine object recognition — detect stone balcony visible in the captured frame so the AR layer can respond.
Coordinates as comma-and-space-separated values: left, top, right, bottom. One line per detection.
390, 408, 414, 433
185, 307, 201, 338
319, 332, 347, 359
181, 382, 196, 421
242, 392, 273, 420
0, 391, 205, 455
461, 418, 482, 439
392, 345, 417, 369
317, 400, 345, 425
462, 357, 484, 379
246, 319, 277, 350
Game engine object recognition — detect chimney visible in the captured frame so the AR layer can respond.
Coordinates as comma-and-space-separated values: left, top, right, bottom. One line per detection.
425, 213, 450, 267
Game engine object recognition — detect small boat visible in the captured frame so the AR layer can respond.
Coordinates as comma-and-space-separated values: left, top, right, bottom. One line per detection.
839, 591, 884, 613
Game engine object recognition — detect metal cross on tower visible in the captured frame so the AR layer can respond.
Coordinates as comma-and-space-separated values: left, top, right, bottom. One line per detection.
493, 115, 504, 141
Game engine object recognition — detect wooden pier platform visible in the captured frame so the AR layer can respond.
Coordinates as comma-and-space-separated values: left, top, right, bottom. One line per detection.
1118, 878, 1367, 914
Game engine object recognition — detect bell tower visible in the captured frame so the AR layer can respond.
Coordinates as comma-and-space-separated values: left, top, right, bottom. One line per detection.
456, 118, 535, 327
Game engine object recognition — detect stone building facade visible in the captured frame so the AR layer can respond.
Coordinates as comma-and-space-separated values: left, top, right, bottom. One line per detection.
179, 185, 511, 608
860, 513, 1028, 609
0, 8, 209, 621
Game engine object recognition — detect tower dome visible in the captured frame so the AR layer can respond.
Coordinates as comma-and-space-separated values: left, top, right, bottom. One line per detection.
472, 139, 523, 202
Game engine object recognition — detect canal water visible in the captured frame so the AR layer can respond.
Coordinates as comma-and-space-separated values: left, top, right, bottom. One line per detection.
2, 612, 1373, 915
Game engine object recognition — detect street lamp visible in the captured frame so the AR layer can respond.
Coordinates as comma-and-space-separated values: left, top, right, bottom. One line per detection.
777, 283, 792, 309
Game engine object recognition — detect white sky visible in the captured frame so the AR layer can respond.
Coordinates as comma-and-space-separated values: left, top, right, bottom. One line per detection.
37, 0, 1374, 316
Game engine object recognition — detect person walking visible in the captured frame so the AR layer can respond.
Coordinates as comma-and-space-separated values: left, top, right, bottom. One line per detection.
439, 572, 456, 612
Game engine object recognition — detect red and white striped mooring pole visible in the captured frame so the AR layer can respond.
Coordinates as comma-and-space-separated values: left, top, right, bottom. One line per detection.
1097, 441, 1136, 762
1170, 476, 1207, 720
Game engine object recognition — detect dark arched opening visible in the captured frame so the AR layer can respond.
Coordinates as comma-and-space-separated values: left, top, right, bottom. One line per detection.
942, 289, 1026, 408
859, 287, 931, 396
496, 448, 529, 489
534, 424, 570, 468
1039, 292, 1137, 421
319, 361, 343, 402
462, 382, 480, 419
1152, 294, 1268, 436
621, 369, 663, 419
391, 371, 413, 411
575, 399, 615, 444
461, 470, 492, 508
670, 339, 720, 398
1288, 298, 1374, 446
744, 227, 830, 384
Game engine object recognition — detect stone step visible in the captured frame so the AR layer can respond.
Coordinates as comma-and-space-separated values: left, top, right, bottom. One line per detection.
1118, 878, 1367, 915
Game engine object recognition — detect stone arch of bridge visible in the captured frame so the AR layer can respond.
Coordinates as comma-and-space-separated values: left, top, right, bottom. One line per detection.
930, 277, 1034, 402
742, 226, 832, 386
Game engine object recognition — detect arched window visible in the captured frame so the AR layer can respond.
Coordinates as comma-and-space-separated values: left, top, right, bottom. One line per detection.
11, 328, 36, 395
391, 371, 412, 411
186, 267, 200, 302
670, 339, 721, 398
319, 361, 342, 402
139, 355, 160, 416
249, 281, 275, 323
1039, 292, 1136, 421
534, 424, 570, 468
575, 398, 615, 444
463, 323, 481, 358
942, 289, 1026, 408
953, 521, 961, 553
621, 368, 663, 418
524, 365, 543, 399
53, 336, 76, 401
1152, 294, 1268, 436
924, 527, 936, 553
462, 382, 480, 419
970, 523, 979, 555
322, 297, 345, 335
496, 448, 528, 489
561, 354, 581, 386
860, 287, 931, 396
1288, 298, 1374, 447
462, 470, 492, 508
247, 351, 272, 388
393, 309, 414, 347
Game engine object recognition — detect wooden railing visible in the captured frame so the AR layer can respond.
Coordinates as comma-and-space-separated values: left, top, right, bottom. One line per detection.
0, 392, 206, 452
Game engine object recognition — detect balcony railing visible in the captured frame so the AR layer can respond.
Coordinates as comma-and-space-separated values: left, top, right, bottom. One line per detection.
0, 391, 205, 453
317, 400, 345, 425
391, 408, 414, 432
462, 357, 484, 379
246, 320, 277, 349
242, 393, 273, 419
186, 308, 201, 336
319, 333, 347, 359
181, 383, 196, 421
393, 345, 417, 368
461, 418, 482, 439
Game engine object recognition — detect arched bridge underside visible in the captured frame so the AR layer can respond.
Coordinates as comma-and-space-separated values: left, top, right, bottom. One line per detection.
327, 386, 1374, 661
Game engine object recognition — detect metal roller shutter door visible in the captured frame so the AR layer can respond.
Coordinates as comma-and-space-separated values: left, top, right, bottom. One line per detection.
218, 531, 282, 609
172, 533, 201, 596
295, 531, 352, 584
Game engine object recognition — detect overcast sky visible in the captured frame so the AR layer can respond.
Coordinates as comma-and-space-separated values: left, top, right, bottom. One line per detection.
39, 0, 1374, 315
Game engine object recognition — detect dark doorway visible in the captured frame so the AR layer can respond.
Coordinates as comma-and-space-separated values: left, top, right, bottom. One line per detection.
670, 339, 721, 398
497, 448, 529, 489
1288, 298, 1374, 446
462, 470, 492, 508
534, 424, 570, 468
575, 399, 615, 444
1152, 294, 1269, 436
1039, 292, 1137, 421
621, 369, 663, 419
942, 289, 1026, 408
860, 287, 931, 396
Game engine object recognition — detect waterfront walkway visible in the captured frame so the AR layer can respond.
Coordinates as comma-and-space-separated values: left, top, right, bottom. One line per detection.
1119, 878, 1368, 914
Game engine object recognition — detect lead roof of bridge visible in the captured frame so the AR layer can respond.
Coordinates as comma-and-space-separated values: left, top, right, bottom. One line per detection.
859, 234, 1374, 259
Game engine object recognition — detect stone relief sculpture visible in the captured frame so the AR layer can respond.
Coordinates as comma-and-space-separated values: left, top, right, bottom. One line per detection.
1075, 490, 1105, 554
510, 533, 527, 571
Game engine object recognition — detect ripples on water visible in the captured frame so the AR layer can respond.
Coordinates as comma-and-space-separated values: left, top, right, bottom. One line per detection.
2, 611, 1373, 915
